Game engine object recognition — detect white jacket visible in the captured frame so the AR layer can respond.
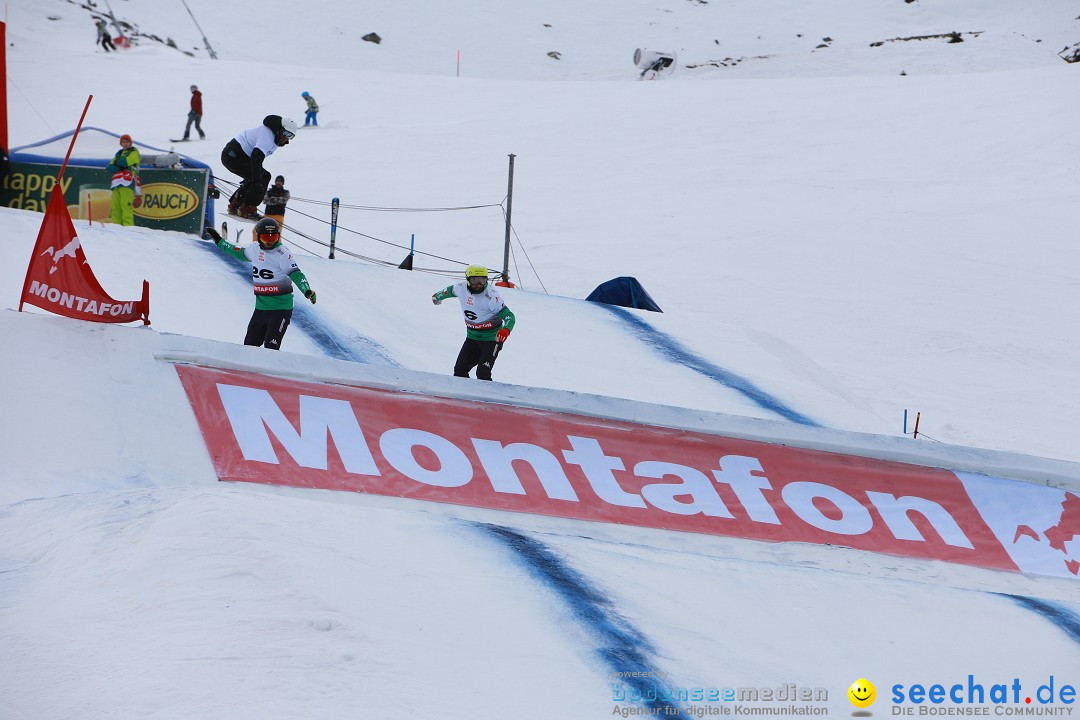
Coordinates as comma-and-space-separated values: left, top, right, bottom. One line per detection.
233, 125, 279, 159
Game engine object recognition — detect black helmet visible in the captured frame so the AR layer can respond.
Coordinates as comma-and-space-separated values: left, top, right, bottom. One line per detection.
254, 217, 281, 246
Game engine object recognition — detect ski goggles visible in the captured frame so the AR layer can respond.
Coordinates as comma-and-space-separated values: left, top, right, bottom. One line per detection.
281, 129, 296, 140
258, 231, 280, 244
467, 275, 488, 286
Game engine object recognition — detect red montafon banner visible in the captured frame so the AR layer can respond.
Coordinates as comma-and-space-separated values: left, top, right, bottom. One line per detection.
19, 186, 149, 324
176, 364, 1080, 580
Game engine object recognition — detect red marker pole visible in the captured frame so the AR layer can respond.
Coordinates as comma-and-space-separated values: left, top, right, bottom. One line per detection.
0, 19, 8, 152
58, 95, 93, 183
19, 95, 93, 313
913, 412, 921, 439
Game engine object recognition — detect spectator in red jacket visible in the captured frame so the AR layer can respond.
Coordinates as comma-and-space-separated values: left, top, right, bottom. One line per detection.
182, 85, 206, 141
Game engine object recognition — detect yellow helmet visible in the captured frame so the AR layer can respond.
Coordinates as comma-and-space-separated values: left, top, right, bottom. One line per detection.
465, 265, 488, 279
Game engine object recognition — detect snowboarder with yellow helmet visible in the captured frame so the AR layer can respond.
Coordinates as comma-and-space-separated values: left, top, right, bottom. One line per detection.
432, 265, 516, 380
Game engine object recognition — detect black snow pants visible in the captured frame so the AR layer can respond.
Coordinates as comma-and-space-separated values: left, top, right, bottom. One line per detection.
244, 308, 292, 350
221, 139, 271, 207
454, 338, 502, 381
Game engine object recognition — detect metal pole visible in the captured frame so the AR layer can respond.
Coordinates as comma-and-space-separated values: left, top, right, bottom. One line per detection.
502, 153, 515, 284
178, 0, 218, 59
329, 197, 339, 259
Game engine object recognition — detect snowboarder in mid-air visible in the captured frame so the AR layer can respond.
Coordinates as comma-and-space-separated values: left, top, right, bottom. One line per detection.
204, 217, 316, 350
432, 265, 515, 381
220, 115, 297, 218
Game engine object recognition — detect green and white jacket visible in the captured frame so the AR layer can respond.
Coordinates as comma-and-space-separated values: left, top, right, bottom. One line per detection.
434, 281, 516, 341
215, 236, 312, 311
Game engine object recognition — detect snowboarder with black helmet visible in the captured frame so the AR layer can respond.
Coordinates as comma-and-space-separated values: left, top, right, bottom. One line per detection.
204, 216, 316, 350
432, 265, 516, 380
220, 115, 297, 218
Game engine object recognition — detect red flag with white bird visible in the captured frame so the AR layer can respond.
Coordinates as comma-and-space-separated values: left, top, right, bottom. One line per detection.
18, 185, 150, 325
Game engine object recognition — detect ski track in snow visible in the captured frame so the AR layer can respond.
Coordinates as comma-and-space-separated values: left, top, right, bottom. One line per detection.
476, 523, 684, 715
998, 594, 1080, 646
597, 304, 821, 427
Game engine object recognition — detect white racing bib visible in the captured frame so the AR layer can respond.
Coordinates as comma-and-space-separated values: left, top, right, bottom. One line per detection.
243, 243, 299, 295
453, 281, 506, 328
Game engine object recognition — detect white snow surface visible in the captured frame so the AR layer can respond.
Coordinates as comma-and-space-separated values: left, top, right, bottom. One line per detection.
1, 1, 1079, 718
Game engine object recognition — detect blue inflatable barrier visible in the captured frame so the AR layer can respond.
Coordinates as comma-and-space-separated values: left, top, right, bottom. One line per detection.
585, 276, 662, 312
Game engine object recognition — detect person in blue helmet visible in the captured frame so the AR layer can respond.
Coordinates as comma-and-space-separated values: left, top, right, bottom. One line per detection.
301, 91, 319, 127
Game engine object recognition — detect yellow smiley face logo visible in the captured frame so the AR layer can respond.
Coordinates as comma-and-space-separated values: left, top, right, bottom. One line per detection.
848, 678, 876, 708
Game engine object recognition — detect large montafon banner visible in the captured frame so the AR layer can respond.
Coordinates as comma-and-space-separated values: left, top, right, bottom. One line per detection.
2, 161, 208, 234
176, 364, 1080, 580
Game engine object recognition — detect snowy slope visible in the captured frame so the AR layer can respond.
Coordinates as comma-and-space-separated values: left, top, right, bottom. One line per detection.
1, 0, 1079, 718
2, 311, 1078, 719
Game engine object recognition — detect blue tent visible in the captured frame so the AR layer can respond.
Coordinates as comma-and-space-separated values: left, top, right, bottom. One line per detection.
585, 276, 662, 312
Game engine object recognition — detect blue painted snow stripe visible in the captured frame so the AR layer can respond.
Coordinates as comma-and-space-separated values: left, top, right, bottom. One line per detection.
997, 594, 1080, 645
476, 523, 683, 714
194, 241, 398, 365
596, 304, 820, 427
290, 308, 400, 366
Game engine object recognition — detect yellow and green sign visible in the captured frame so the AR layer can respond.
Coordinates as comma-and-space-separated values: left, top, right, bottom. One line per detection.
1, 161, 210, 234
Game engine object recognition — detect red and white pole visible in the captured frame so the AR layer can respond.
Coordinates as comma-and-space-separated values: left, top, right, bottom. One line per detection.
1, 18, 9, 152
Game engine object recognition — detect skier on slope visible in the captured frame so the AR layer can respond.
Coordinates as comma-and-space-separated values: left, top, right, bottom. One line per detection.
95, 20, 115, 53
220, 115, 297, 218
204, 217, 316, 350
301, 92, 319, 127
182, 85, 206, 141
432, 265, 516, 381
